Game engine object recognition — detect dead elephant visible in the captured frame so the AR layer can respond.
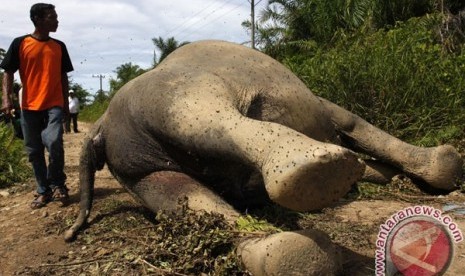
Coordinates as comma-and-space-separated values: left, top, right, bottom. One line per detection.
65, 40, 463, 275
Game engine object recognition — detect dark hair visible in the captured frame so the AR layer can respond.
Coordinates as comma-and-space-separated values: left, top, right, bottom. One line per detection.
30, 3, 55, 26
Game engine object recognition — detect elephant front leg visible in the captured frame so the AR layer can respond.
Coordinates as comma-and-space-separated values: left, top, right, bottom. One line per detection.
127, 171, 240, 223
319, 97, 463, 190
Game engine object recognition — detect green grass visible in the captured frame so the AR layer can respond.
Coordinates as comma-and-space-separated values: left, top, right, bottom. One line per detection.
0, 123, 31, 188
79, 100, 109, 123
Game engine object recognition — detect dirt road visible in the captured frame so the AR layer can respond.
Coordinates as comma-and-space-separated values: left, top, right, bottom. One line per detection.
1, 122, 465, 275
0, 123, 133, 275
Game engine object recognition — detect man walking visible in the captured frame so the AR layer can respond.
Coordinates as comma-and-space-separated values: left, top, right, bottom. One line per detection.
1, 3, 73, 208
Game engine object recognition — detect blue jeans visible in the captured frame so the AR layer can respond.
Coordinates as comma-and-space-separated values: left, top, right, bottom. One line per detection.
21, 107, 66, 195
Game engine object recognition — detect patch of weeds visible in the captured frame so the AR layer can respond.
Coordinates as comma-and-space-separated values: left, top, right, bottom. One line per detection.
348, 182, 384, 199
346, 175, 430, 202
236, 214, 282, 233
145, 203, 248, 275
298, 208, 378, 252
244, 203, 303, 230
0, 123, 31, 188
26, 199, 251, 275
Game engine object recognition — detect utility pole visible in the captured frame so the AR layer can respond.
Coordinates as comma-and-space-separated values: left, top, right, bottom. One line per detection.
251, 0, 255, 49
249, 0, 262, 49
92, 74, 105, 93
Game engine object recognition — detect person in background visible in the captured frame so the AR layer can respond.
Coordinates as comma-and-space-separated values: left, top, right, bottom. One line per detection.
65, 90, 79, 133
0, 3, 73, 209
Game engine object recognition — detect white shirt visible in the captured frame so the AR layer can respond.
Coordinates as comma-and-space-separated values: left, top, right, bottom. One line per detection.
69, 96, 80, 114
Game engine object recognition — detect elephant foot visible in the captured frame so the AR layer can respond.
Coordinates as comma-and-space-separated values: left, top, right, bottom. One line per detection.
404, 145, 463, 191
263, 138, 365, 211
237, 229, 341, 276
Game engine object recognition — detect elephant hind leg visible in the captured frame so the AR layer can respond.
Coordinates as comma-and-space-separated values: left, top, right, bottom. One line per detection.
262, 137, 365, 212
128, 171, 240, 223
319, 97, 463, 191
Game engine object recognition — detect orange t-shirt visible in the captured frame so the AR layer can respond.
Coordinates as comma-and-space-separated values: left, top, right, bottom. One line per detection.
0, 35, 74, 111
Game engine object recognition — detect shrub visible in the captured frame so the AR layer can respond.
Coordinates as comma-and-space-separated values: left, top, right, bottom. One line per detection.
78, 100, 109, 123
286, 14, 465, 144
0, 123, 31, 188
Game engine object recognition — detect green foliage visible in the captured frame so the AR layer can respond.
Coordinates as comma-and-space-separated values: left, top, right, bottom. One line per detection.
0, 123, 31, 188
254, 0, 375, 57
78, 99, 109, 123
286, 14, 465, 143
372, 0, 435, 28
152, 36, 189, 66
236, 214, 282, 233
109, 62, 146, 97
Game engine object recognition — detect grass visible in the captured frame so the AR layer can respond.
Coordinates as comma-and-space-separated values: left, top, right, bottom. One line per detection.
0, 122, 31, 188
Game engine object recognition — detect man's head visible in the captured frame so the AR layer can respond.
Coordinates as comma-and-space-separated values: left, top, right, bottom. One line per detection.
69, 90, 75, 97
30, 3, 58, 32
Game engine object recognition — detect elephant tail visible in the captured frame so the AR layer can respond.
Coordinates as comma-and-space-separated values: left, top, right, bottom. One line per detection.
64, 132, 106, 242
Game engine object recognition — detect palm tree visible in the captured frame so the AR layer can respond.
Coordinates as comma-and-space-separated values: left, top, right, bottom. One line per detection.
152, 37, 189, 66
109, 62, 146, 97
250, 0, 374, 58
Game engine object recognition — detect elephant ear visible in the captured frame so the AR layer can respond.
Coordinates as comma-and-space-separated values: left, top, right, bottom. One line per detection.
91, 133, 106, 170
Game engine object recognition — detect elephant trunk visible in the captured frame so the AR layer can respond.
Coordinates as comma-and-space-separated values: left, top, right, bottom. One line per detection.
64, 134, 104, 242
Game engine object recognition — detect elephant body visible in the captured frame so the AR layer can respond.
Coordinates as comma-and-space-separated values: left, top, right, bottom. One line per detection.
67, 40, 463, 275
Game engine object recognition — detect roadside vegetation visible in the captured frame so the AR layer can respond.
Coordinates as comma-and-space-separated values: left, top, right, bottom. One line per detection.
0, 123, 30, 188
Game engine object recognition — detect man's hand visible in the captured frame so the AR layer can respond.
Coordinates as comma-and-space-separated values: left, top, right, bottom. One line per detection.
1, 97, 13, 117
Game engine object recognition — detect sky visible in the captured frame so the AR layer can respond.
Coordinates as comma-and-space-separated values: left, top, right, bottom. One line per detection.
0, 0, 267, 95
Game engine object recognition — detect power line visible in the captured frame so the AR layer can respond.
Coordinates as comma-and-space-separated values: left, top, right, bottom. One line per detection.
168, 0, 237, 39
177, 0, 246, 42
163, 0, 219, 37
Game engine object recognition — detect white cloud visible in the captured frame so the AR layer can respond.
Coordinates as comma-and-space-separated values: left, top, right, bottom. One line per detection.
0, 0, 266, 94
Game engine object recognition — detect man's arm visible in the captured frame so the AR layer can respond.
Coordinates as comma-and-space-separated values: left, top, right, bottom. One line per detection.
1, 71, 14, 115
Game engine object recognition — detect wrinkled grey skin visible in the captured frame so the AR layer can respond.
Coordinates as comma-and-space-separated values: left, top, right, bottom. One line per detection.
65, 40, 463, 275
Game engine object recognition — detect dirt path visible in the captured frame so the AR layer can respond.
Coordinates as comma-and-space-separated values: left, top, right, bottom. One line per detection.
0, 123, 134, 275
1, 122, 465, 275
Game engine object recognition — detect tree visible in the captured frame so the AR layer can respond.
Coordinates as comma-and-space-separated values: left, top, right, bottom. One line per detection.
109, 62, 146, 97
152, 36, 189, 66
245, 0, 374, 58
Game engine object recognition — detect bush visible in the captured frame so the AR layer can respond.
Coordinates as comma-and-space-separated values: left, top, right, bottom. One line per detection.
286, 14, 465, 144
78, 100, 109, 123
0, 123, 31, 188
